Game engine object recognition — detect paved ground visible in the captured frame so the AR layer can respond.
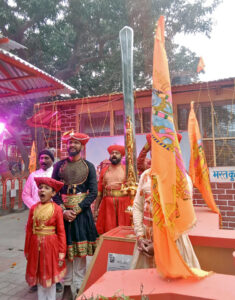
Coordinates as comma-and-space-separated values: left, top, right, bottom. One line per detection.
0, 210, 81, 300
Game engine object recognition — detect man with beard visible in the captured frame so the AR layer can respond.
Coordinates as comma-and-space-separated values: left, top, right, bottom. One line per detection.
23, 149, 64, 293
94, 144, 131, 234
52, 130, 98, 300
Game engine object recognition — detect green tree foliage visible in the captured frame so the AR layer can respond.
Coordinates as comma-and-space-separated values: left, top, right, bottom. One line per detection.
0, 0, 220, 97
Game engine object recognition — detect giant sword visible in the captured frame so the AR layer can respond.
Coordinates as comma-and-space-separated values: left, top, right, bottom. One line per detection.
119, 26, 138, 206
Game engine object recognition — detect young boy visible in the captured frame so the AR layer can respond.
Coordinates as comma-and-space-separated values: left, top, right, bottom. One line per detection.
24, 177, 67, 300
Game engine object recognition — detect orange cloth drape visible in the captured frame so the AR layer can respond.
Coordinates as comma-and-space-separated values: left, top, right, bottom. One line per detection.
151, 16, 209, 279
188, 101, 221, 222
28, 141, 36, 173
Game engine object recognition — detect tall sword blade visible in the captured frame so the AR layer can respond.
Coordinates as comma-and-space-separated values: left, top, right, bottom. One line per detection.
119, 26, 138, 203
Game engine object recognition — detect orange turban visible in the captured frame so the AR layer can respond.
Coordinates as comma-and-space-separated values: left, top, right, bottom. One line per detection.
62, 130, 89, 145
34, 177, 64, 193
107, 145, 125, 156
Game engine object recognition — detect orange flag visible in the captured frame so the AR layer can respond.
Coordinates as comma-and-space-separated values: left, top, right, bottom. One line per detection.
197, 57, 205, 73
188, 101, 221, 222
29, 141, 36, 173
151, 16, 209, 278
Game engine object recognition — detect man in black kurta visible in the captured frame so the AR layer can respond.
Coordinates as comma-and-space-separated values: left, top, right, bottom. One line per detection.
52, 130, 98, 300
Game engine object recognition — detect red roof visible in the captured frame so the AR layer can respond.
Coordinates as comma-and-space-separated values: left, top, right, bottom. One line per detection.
0, 48, 77, 103
38, 77, 235, 108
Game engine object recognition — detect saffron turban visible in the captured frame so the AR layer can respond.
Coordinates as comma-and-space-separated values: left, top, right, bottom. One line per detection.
62, 130, 89, 145
34, 177, 64, 193
107, 145, 125, 156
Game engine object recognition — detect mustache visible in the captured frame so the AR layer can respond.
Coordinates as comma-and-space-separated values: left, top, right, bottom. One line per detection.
68, 148, 81, 156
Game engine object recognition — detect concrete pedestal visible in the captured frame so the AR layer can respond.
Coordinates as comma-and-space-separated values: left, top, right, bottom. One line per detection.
78, 207, 235, 298
78, 268, 235, 300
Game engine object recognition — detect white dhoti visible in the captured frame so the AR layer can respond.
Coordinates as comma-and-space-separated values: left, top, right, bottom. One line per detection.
130, 169, 201, 271
130, 242, 156, 269
130, 233, 200, 270
176, 234, 201, 269
63, 257, 86, 289
38, 284, 56, 300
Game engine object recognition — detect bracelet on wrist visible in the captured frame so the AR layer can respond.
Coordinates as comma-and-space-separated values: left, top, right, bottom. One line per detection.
72, 206, 82, 215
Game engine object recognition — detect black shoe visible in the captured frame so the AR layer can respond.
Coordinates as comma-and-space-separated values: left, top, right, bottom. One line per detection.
56, 282, 63, 293
29, 285, 37, 293
61, 285, 73, 300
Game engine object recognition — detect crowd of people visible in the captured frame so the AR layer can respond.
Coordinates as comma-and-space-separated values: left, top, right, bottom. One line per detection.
22, 130, 200, 300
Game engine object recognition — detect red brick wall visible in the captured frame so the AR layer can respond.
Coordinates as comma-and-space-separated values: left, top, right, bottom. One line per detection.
56, 102, 235, 231
193, 182, 235, 230
59, 105, 77, 158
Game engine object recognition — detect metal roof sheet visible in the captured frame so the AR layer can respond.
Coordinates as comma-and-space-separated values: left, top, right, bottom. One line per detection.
39, 77, 235, 107
0, 48, 77, 103
0, 34, 27, 51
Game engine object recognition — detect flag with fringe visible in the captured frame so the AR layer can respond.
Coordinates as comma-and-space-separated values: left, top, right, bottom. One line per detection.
151, 16, 209, 279
188, 101, 221, 223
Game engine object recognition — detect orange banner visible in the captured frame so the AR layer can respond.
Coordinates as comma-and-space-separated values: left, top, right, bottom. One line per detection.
197, 57, 205, 73
188, 101, 221, 221
151, 16, 209, 279
29, 141, 36, 173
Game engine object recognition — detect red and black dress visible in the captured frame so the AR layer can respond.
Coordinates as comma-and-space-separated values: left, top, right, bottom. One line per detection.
52, 158, 99, 261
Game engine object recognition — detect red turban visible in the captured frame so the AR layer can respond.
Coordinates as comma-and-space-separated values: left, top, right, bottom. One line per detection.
146, 133, 151, 146
177, 133, 182, 143
107, 145, 125, 156
62, 130, 89, 145
34, 177, 64, 193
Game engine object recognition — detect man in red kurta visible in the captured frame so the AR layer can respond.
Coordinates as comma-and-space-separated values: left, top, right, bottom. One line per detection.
94, 145, 131, 234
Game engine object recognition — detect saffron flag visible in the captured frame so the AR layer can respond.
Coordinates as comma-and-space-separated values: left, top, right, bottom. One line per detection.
188, 101, 221, 221
26, 108, 61, 131
151, 16, 209, 278
29, 141, 36, 173
197, 57, 205, 73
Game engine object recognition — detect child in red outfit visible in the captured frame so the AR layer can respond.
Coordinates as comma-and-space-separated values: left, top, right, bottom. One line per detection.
24, 177, 66, 300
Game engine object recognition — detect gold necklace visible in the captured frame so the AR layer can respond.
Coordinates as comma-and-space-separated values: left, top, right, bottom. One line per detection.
33, 202, 54, 230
